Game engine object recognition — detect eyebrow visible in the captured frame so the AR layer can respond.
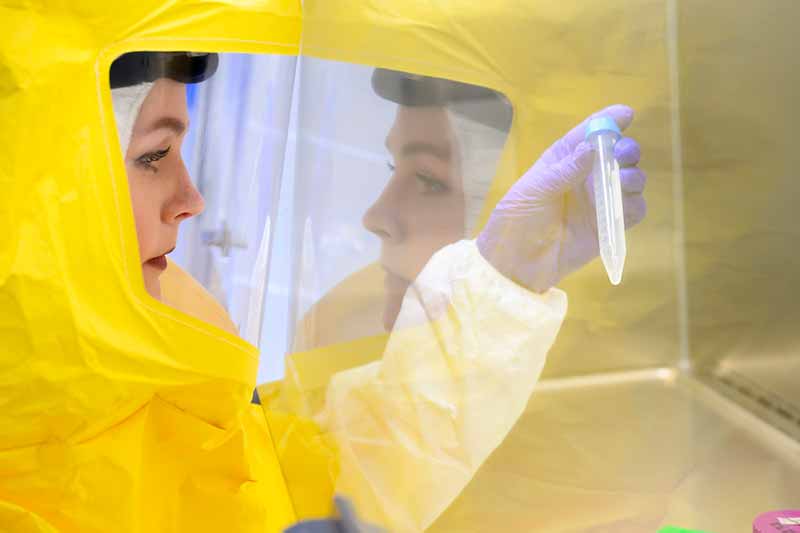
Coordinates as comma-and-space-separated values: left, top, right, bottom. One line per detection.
386, 139, 452, 161
145, 116, 188, 136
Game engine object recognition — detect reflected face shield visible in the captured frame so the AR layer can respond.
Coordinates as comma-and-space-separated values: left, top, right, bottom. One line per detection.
288, 60, 513, 351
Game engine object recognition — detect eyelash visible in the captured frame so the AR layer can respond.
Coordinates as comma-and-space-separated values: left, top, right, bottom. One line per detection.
136, 146, 171, 171
386, 160, 449, 194
416, 173, 448, 194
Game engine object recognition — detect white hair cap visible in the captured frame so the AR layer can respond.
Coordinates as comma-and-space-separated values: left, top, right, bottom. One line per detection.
111, 82, 154, 156
448, 107, 509, 237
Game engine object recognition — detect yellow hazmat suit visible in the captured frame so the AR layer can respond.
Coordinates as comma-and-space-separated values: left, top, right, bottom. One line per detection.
0, 2, 301, 532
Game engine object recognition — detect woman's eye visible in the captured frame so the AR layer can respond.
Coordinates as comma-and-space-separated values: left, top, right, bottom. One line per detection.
386, 161, 396, 172
135, 146, 171, 171
415, 172, 448, 194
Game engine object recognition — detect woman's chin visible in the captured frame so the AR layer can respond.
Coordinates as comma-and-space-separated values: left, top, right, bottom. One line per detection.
143, 270, 162, 301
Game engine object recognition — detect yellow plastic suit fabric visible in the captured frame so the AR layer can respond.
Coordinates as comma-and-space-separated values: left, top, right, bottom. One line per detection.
0, 1, 301, 532
0, 400, 293, 533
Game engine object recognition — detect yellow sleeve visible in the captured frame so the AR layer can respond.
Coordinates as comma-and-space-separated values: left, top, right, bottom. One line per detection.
319, 240, 568, 532
0, 500, 59, 533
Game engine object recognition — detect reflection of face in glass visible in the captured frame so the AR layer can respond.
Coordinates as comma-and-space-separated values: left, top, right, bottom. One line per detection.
124, 79, 204, 300
363, 105, 466, 331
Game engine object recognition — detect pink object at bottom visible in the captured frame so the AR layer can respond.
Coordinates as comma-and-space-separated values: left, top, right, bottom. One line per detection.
754, 510, 800, 532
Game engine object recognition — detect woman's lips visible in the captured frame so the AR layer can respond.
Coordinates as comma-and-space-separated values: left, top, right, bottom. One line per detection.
145, 255, 168, 271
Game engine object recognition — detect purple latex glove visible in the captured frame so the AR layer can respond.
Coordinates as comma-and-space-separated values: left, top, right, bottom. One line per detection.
477, 105, 647, 292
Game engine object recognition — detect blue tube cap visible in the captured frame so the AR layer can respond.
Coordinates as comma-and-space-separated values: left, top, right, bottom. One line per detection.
585, 116, 621, 141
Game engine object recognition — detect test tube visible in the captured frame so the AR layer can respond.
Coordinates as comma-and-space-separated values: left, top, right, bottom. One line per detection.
585, 116, 626, 285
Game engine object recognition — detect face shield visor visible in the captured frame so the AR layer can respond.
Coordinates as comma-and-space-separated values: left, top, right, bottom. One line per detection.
110, 51, 296, 346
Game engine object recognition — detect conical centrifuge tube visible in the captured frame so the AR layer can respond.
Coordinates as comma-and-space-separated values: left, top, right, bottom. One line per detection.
585, 116, 626, 285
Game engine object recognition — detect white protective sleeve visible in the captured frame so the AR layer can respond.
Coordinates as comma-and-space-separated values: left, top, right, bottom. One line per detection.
319, 239, 568, 532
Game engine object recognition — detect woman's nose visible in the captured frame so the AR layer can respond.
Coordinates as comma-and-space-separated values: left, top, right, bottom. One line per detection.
165, 159, 205, 224
362, 179, 405, 242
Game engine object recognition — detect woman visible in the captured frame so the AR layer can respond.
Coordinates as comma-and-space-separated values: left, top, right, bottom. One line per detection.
116, 77, 203, 300
112, 52, 245, 334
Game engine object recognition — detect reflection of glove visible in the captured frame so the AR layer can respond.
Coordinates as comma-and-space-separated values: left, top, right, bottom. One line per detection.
477, 104, 647, 292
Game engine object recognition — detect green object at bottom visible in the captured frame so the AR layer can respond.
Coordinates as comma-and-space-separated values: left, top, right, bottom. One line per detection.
659, 527, 715, 533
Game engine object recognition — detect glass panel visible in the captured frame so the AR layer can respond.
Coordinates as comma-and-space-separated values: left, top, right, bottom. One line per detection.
681, 0, 800, 442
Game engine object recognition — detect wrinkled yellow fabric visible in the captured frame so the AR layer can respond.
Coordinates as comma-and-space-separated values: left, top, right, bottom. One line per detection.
0, 395, 296, 533
0, 1, 302, 532
262, 241, 567, 532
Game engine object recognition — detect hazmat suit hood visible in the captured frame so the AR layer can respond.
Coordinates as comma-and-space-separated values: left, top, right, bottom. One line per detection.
0, 3, 302, 531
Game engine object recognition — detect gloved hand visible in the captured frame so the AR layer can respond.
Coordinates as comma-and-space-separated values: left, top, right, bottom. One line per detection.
284, 496, 386, 533
476, 104, 647, 292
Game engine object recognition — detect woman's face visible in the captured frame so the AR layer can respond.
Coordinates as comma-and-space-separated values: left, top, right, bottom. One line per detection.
125, 78, 204, 300
362, 105, 466, 330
